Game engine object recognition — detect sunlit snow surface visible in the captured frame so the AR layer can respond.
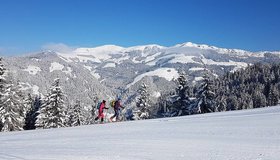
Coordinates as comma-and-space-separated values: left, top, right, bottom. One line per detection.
126, 68, 179, 89
23, 65, 42, 75
49, 62, 64, 72
0, 106, 279, 160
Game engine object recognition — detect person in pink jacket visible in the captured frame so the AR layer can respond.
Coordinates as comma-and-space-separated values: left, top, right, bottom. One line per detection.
94, 100, 108, 123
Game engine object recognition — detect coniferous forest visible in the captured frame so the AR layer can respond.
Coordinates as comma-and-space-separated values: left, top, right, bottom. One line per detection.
1, 56, 280, 132
156, 63, 280, 118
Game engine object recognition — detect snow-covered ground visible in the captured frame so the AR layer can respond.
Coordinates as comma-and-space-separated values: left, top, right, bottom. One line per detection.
126, 68, 179, 89
0, 106, 280, 160
49, 62, 64, 72
23, 65, 42, 75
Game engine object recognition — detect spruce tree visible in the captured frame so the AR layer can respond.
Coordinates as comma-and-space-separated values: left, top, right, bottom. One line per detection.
36, 78, 67, 129
169, 70, 190, 116
216, 95, 227, 112
0, 77, 25, 132
0, 59, 25, 132
135, 83, 151, 119
87, 95, 99, 124
24, 94, 41, 130
0, 57, 5, 88
193, 69, 216, 114
267, 85, 279, 106
252, 90, 267, 108
0, 57, 5, 130
226, 95, 239, 110
0, 57, 5, 104
67, 100, 83, 126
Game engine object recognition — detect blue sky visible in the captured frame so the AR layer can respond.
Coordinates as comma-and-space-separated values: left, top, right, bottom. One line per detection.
0, 0, 280, 55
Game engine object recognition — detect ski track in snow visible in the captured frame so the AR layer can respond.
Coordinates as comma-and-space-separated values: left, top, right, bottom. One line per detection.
0, 106, 279, 160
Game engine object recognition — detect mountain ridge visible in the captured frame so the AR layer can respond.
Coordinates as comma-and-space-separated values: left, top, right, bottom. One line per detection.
3, 42, 280, 107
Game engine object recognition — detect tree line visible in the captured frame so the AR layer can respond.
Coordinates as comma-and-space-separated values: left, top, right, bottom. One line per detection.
152, 63, 280, 118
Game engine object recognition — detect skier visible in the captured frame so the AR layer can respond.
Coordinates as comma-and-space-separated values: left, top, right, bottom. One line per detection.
110, 98, 124, 122
94, 100, 108, 123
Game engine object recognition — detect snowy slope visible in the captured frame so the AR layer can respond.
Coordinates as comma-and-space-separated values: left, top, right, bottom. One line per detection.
23, 65, 42, 75
0, 106, 280, 160
4, 42, 280, 107
126, 68, 179, 89
58, 45, 125, 63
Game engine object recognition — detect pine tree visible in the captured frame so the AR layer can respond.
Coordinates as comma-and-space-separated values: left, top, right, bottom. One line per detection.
239, 92, 253, 110
0, 58, 6, 103
267, 85, 279, 106
135, 83, 151, 119
226, 95, 239, 110
0, 57, 5, 87
67, 100, 83, 126
193, 69, 216, 114
0, 57, 5, 130
154, 92, 170, 117
216, 95, 227, 112
0, 77, 25, 132
24, 94, 41, 130
86, 95, 99, 124
169, 70, 191, 116
36, 78, 67, 129
0, 59, 25, 132
252, 90, 267, 108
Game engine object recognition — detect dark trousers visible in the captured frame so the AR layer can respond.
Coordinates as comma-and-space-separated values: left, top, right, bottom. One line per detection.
110, 109, 120, 120
95, 117, 104, 122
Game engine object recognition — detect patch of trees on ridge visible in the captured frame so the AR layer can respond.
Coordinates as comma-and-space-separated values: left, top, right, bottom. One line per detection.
155, 63, 280, 118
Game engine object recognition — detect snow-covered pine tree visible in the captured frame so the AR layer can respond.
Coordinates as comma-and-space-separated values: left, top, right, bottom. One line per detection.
86, 95, 99, 124
238, 92, 253, 110
252, 87, 267, 108
0, 74, 25, 132
215, 95, 227, 112
0, 57, 5, 86
67, 100, 83, 126
226, 95, 239, 110
0, 57, 6, 94
0, 57, 6, 105
36, 78, 67, 129
167, 70, 191, 116
135, 83, 151, 119
267, 85, 279, 106
24, 94, 39, 130
23, 92, 32, 112
0, 57, 5, 130
214, 78, 227, 112
193, 69, 216, 114
154, 92, 170, 118
82, 107, 93, 125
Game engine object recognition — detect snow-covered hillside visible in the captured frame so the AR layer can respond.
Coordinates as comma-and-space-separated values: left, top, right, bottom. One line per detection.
4, 42, 280, 107
0, 106, 279, 160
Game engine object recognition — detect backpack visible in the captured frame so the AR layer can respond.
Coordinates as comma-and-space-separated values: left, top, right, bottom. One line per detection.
96, 102, 102, 110
110, 100, 116, 108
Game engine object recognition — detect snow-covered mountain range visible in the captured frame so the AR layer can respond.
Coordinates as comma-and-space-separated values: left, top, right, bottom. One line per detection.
3, 42, 280, 106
